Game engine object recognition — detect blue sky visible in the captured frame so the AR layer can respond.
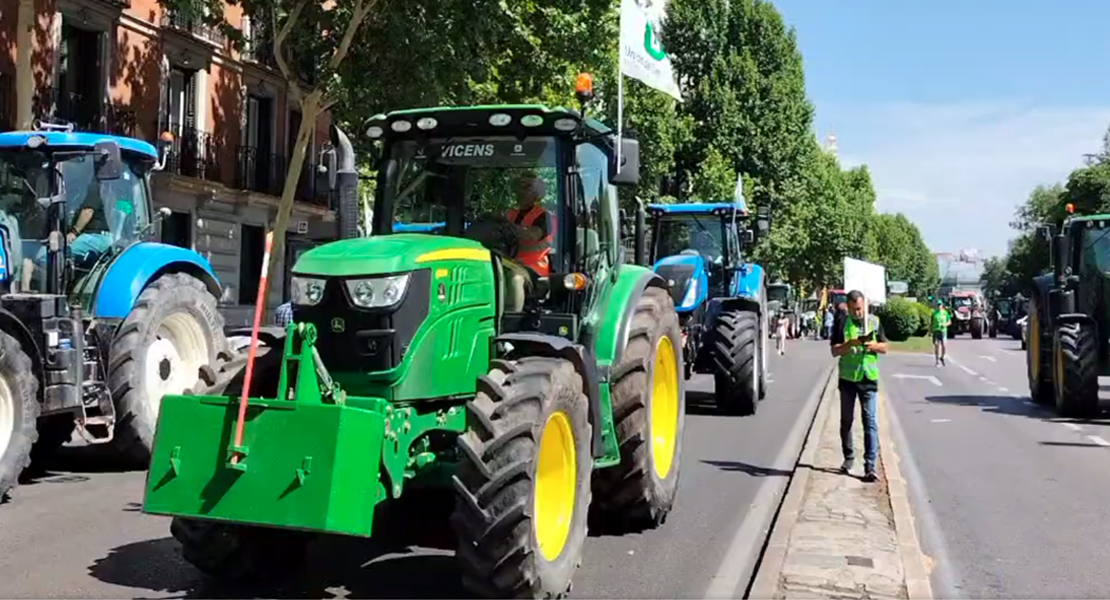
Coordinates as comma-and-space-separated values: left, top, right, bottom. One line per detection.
772, 0, 1110, 258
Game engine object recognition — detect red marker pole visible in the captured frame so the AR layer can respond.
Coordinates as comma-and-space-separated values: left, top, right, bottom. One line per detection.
231, 230, 274, 464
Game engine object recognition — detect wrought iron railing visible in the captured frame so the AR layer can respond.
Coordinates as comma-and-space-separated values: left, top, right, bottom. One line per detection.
158, 120, 223, 182
161, 10, 226, 46
33, 86, 136, 136
236, 145, 286, 196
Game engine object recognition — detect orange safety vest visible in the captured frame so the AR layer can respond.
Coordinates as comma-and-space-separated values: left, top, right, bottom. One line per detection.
507, 205, 555, 276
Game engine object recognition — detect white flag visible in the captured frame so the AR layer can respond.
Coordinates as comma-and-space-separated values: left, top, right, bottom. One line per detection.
620, 0, 682, 101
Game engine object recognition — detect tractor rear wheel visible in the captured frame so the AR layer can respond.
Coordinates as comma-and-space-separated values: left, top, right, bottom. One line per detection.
108, 273, 227, 466
591, 286, 685, 532
1026, 297, 1053, 405
452, 357, 592, 599
971, 319, 983, 339
709, 309, 760, 416
171, 517, 313, 582
1053, 323, 1100, 418
0, 330, 40, 500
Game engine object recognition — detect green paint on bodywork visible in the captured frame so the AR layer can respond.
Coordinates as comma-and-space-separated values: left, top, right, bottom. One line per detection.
580, 263, 660, 465
143, 323, 467, 536
293, 234, 488, 276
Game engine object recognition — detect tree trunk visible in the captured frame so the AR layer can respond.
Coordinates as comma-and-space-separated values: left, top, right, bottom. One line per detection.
262, 90, 323, 322
15, 0, 35, 129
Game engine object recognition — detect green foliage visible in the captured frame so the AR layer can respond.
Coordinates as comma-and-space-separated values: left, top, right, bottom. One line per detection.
877, 297, 920, 342
913, 302, 934, 337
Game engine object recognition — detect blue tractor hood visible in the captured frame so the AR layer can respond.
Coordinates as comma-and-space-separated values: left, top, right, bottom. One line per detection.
653, 252, 709, 313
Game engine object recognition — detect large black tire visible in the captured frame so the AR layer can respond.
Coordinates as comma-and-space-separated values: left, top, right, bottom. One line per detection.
989, 322, 997, 338
1026, 297, 1052, 405
591, 286, 685, 532
452, 357, 592, 599
1053, 323, 1100, 418
171, 517, 313, 582
29, 415, 75, 466
0, 330, 40, 500
709, 309, 760, 416
971, 319, 983, 339
171, 341, 310, 582
108, 272, 228, 465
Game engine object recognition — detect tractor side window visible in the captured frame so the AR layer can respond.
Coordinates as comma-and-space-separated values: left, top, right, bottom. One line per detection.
1080, 226, 1110, 277
575, 143, 612, 271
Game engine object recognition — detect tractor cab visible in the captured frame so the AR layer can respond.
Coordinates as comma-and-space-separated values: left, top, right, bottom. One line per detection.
646, 202, 764, 313
0, 124, 170, 299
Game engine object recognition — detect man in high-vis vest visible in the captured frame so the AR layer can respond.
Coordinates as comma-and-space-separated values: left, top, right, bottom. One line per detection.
507, 171, 556, 277
830, 289, 888, 482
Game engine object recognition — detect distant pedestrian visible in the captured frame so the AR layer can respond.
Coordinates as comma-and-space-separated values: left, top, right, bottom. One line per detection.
776, 314, 789, 355
830, 289, 888, 482
823, 307, 835, 339
931, 299, 951, 366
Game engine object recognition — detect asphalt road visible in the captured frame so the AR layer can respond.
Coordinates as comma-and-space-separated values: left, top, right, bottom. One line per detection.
0, 338, 832, 599
884, 335, 1110, 598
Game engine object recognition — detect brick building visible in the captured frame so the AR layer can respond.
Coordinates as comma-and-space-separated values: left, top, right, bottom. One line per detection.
0, 0, 341, 325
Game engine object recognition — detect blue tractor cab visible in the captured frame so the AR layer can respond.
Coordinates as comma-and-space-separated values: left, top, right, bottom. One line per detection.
646, 200, 770, 415
0, 123, 230, 499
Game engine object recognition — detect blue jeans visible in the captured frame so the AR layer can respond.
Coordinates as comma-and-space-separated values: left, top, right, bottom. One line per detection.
34, 232, 112, 268
839, 381, 879, 471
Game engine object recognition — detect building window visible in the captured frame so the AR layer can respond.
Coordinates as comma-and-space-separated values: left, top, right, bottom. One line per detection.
239, 224, 265, 304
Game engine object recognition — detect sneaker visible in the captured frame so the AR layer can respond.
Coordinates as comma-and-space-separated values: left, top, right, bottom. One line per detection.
940, 357, 946, 366
839, 458, 854, 475
862, 470, 877, 483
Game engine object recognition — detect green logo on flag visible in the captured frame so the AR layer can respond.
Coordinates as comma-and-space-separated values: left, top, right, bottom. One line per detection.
644, 21, 666, 60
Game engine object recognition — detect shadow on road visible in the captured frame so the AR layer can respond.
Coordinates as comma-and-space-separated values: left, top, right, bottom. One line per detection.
922, 394, 1110, 425
87, 492, 472, 599
20, 444, 136, 486
1040, 441, 1110, 448
700, 459, 791, 477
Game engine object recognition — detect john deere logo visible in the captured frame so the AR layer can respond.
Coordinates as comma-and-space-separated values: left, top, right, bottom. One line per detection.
331, 317, 345, 333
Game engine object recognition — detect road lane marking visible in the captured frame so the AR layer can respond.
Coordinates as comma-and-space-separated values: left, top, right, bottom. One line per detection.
957, 364, 977, 376
892, 373, 943, 386
998, 387, 1009, 393
930, 418, 951, 423
979, 355, 997, 362
1063, 423, 1083, 432
1088, 435, 1110, 447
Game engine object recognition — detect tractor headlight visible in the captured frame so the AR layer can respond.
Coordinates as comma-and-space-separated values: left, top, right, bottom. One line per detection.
345, 273, 411, 309
681, 278, 699, 308
291, 276, 326, 306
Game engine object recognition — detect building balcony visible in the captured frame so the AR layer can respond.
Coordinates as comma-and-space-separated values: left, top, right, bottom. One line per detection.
33, 87, 136, 137
158, 120, 224, 183
161, 11, 226, 47
236, 144, 331, 207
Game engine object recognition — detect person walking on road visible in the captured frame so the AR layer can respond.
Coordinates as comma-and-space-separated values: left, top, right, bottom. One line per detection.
830, 290, 888, 482
823, 306, 835, 340
776, 313, 789, 355
931, 299, 951, 366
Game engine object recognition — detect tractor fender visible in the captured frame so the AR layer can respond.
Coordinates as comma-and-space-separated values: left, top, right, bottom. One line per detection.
590, 265, 668, 367
731, 262, 767, 302
495, 332, 604, 458
0, 310, 42, 388
1056, 313, 1096, 327
93, 242, 222, 319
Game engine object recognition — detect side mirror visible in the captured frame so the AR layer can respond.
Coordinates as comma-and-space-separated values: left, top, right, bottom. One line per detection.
610, 138, 640, 187
316, 146, 338, 192
743, 229, 755, 245
93, 140, 123, 180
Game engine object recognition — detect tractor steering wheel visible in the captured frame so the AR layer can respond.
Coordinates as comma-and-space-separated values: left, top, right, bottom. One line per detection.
464, 213, 521, 259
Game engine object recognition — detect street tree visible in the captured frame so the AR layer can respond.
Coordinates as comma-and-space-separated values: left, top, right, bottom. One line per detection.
156, 0, 377, 316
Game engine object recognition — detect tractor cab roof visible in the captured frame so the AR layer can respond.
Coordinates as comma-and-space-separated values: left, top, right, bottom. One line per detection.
364, 104, 613, 142
646, 201, 750, 218
0, 130, 159, 160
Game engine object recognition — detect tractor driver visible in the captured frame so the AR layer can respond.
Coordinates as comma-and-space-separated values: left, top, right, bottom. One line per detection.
28, 176, 113, 290
498, 170, 557, 312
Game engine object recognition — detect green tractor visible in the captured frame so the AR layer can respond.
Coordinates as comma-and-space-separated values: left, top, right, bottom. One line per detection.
141, 101, 687, 597
1027, 213, 1110, 417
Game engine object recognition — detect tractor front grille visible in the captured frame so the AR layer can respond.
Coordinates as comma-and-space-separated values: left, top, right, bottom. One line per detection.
293, 269, 431, 373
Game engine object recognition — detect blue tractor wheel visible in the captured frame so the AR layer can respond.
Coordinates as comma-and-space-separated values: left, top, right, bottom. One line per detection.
107, 272, 228, 465
0, 329, 42, 500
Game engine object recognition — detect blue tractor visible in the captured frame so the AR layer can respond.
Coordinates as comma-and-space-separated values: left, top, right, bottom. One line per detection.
0, 124, 229, 499
645, 201, 770, 415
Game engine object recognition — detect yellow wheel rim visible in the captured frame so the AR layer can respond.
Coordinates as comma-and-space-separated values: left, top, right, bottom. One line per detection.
651, 335, 679, 480
534, 411, 576, 561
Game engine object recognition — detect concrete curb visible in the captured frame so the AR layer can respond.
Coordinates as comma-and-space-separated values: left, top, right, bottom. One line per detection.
746, 367, 837, 599
879, 389, 935, 600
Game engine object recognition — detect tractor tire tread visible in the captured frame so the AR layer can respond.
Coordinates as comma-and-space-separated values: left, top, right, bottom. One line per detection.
709, 309, 760, 416
107, 273, 227, 467
1056, 323, 1099, 418
0, 330, 41, 500
452, 356, 591, 599
590, 286, 685, 533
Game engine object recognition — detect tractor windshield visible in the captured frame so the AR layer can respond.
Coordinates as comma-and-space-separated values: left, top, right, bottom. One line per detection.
0, 149, 151, 291
952, 296, 973, 308
381, 136, 563, 261
767, 285, 790, 303
654, 215, 724, 265
995, 298, 1012, 316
